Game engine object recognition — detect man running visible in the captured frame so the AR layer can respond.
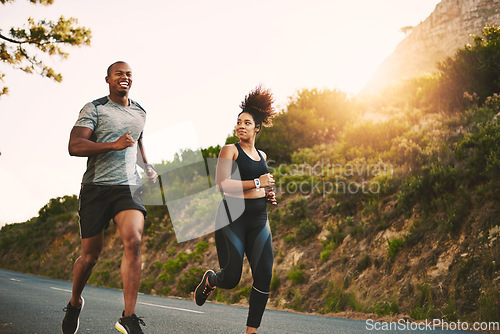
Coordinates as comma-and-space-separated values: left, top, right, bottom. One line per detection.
62, 61, 157, 334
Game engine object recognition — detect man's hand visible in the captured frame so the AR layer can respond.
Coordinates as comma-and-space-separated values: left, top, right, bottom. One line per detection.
114, 131, 135, 150
145, 164, 158, 183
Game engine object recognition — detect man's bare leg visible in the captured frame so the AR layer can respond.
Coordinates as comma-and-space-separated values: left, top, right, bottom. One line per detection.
114, 209, 144, 316
70, 232, 104, 307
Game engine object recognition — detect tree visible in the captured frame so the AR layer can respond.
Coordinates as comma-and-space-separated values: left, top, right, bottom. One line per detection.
256, 88, 354, 163
0, 0, 91, 97
437, 25, 500, 109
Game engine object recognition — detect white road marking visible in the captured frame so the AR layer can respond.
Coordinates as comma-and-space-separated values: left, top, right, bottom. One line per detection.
10, 278, 21, 282
47, 288, 203, 314
50, 287, 72, 293
138, 301, 204, 314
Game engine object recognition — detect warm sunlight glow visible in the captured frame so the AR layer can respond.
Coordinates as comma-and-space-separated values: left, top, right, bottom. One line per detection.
0, 0, 441, 224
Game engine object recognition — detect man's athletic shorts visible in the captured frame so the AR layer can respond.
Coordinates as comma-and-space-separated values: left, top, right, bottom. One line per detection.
78, 184, 147, 239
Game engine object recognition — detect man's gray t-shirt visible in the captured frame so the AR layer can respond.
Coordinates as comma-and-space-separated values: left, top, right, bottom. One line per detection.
74, 96, 146, 185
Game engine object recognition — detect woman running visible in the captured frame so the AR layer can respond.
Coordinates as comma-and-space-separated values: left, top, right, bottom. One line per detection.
194, 85, 277, 334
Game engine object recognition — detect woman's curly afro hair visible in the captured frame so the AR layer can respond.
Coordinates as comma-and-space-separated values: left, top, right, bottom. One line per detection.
239, 85, 276, 128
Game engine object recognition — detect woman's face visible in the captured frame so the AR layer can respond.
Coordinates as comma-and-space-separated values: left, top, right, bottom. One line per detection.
236, 112, 259, 140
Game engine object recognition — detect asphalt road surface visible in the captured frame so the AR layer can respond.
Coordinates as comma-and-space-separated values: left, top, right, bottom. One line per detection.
0, 269, 476, 333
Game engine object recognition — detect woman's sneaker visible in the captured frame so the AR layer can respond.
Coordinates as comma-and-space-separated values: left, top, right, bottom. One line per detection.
194, 270, 216, 306
115, 312, 146, 334
61, 296, 85, 334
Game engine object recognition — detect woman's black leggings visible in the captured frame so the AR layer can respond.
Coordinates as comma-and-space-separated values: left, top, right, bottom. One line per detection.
212, 196, 274, 328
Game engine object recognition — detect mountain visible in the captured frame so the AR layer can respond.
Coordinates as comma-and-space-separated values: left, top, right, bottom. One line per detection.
362, 0, 500, 93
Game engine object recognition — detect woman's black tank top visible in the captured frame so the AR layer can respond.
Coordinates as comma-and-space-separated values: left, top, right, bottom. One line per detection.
231, 142, 269, 181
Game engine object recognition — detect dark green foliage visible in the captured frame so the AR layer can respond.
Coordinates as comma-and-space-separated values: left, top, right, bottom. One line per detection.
375, 299, 399, 316
322, 277, 360, 313
0, 195, 79, 267
438, 25, 500, 109
479, 285, 500, 322
38, 195, 78, 222
355, 254, 372, 273
397, 163, 460, 214
177, 267, 205, 296
270, 272, 281, 292
295, 219, 320, 242
201, 145, 221, 159
224, 132, 239, 145
386, 238, 404, 258
455, 120, 500, 183
287, 268, 306, 284
410, 282, 437, 320
237, 286, 252, 299
157, 242, 208, 283
285, 196, 309, 226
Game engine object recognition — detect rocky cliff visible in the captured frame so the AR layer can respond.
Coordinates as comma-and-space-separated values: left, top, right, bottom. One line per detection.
363, 0, 500, 93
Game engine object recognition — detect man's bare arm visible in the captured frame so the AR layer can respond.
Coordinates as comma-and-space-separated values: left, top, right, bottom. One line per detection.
68, 126, 134, 157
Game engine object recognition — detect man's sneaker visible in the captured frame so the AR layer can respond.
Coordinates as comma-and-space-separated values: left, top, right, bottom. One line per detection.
194, 269, 216, 306
61, 296, 84, 334
115, 312, 146, 334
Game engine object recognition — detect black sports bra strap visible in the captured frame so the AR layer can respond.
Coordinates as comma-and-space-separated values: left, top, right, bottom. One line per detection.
256, 148, 264, 160
235, 142, 243, 153
235, 142, 263, 160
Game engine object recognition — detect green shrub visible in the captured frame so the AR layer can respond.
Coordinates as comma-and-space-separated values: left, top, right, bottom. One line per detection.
287, 268, 306, 284
479, 286, 500, 322
456, 121, 500, 182
438, 25, 500, 109
323, 277, 359, 313
375, 299, 399, 316
387, 237, 404, 258
139, 278, 156, 294
237, 286, 252, 299
295, 219, 320, 241
270, 272, 281, 292
285, 197, 309, 226
177, 267, 205, 296
159, 286, 171, 296
284, 234, 296, 243
291, 288, 303, 311
159, 258, 186, 282
355, 254, 371, 273
409, 282, 436, 320
320, 241, 337, 263
195, 241, 209, 254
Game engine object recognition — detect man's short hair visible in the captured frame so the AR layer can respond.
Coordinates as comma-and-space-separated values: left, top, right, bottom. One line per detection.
107, 61, 127, 76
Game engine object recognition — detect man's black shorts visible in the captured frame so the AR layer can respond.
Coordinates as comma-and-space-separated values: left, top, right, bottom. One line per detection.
78, 184, 147, 239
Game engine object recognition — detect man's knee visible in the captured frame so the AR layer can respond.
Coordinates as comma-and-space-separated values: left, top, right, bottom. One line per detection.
123, 236, 142, 256
80, 251, 101, 268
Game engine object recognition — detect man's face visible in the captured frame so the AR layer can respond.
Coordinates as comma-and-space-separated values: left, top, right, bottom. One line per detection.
106, 62, 132, 97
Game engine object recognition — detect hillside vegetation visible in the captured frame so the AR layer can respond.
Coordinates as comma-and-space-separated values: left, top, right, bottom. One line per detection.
1, 26, 499, 324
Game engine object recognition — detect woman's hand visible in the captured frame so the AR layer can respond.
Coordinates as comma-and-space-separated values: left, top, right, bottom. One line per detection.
259, 173, 275, 188
266, 189, 278, 205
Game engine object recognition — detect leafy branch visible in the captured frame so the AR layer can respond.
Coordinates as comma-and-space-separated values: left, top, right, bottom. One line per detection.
0, 1, 91, 98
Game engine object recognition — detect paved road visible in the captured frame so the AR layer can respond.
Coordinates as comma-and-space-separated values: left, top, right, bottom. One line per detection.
0, 269, 475, 333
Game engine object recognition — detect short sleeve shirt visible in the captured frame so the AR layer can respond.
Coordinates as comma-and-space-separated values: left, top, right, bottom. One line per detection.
74, 96, 146, 185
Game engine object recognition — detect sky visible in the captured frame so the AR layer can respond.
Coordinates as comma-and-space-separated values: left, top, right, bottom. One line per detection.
0, 0, 441, 226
